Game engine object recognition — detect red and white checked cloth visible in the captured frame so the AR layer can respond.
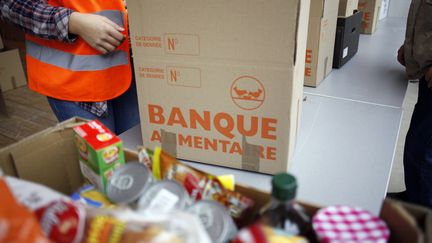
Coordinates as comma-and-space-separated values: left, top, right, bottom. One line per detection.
312, 205, 390, 243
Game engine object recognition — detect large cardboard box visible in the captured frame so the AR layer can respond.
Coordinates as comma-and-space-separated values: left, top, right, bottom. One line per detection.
358, 0, 381, 34
333, 11, 362, 68
304, 0, 340, 87
0, 118, 427, 241
127, 0, 311, 174
338, 0, 359, 17
0, 49, 27, 92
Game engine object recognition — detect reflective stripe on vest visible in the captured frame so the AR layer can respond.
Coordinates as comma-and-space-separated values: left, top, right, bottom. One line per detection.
25, 10, 127, 71
26, 41, 128, 71
95, 10, 124, 27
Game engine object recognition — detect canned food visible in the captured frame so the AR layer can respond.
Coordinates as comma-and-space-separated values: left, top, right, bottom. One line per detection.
107, 162, 153, 204
187, 200, 237, 243
137, 180, 190, 214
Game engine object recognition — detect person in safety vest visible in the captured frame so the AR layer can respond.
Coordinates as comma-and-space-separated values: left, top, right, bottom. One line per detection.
0, 0, 139, 135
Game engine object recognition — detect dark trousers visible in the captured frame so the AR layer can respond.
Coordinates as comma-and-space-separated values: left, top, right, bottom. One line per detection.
47, 79, 140, 135
404, 77, 432, 208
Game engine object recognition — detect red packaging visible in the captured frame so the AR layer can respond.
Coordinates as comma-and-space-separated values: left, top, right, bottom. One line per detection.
35, 200, 85, 243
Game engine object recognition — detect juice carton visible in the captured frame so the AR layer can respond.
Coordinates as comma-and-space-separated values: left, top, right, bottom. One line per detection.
73, 120, 125, 193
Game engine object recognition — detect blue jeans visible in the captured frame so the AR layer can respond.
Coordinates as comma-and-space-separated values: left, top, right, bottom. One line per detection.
47, 80, 140, 135
403, 77, 432, 208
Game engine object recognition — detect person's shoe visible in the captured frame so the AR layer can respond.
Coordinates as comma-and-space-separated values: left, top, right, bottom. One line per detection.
386, 191, 408, 201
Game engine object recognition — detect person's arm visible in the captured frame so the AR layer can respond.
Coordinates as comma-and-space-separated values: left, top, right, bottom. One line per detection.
68, 12, 125, 54
397, 45, 405, 67
1, 0, 126, 54
0, 0, 75, 42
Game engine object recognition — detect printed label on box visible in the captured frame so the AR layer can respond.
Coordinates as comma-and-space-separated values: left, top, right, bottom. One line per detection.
80, 161, 103, 191
343, 47, 349, 59
167, 66, 201, 88
139, 67, 165, 80
164, 34, 200, 56
134, 36, 163, 49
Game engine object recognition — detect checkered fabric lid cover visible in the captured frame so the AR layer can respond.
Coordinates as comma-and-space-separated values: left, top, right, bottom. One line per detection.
312, 205, 390, 243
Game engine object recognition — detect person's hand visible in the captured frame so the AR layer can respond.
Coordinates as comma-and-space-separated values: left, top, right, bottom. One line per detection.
425, 66, 432, 89
69, 12, 125, 54
397, 45, 406, 66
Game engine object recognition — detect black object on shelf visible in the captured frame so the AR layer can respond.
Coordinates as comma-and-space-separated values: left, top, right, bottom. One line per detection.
333, 11, 362, 69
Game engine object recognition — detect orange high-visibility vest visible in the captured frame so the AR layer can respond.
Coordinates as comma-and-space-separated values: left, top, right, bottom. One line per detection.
25, 0, 131, 102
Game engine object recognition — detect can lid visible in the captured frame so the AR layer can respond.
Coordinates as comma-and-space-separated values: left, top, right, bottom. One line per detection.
312, 205, 390, 242
107, 162, 152, 204
137, 180, 189, 213
188, 200, 233, 243
271, 173, 297, 201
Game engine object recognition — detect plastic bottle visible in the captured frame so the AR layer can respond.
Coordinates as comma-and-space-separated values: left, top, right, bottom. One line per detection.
258, 173, 314, 239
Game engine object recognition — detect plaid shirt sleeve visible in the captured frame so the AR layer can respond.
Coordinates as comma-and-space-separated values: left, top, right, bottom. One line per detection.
0, 0, 76, 42
0, 0, 109, 118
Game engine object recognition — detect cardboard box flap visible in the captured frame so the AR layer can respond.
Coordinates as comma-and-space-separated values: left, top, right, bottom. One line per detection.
0, 117, 87, 194
128, 0, 300, 66
386, 199, 432, 243
380, 200, 423, 243
10, 128, 82, 195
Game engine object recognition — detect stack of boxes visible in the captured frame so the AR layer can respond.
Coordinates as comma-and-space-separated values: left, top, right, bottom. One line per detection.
304, 0, 340, 87
358, 0, 382, 34
333, 0, 362, 68
305, 0, 385, 85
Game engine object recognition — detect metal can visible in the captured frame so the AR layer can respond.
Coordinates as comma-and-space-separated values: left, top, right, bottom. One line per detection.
106, 162, 153, 204
187, 200, 237, 243
137, 180, 190, 214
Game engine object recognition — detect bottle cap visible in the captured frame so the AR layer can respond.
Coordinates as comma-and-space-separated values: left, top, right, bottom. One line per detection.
271, 173, 297, 201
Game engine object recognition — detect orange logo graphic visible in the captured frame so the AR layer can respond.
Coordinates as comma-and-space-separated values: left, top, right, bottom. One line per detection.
230, 76, 265, 110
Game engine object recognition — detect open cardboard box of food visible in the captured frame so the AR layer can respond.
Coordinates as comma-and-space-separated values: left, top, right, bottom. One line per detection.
0, 118, 427, 242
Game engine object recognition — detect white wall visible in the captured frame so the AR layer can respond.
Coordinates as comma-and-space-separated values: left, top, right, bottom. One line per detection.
388, 0, 411, 18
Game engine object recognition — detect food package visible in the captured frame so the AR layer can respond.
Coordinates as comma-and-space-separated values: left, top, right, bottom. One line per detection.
151, 147, 254, 226
71, 184, 115, 208
83, 207, 212, 243
73, 120, 125, 193
232, 223, 308, 243
5, 176, 69, 210
0, 177, 51, 243
34, 200, 86, 243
